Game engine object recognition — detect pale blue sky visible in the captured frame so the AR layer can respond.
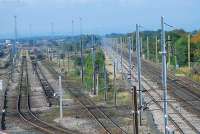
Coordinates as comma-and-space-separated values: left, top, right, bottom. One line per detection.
0, 0, 199, 38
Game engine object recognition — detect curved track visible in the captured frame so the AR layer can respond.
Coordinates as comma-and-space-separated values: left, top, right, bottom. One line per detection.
17, 57, 77, 134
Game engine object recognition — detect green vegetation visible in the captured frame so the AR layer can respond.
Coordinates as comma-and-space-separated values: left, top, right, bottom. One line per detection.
83, 48, 105, 92
175, 36, 188, 66
110, 30, 200, 82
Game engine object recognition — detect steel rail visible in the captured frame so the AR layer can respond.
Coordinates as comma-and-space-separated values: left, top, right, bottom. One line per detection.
121, 50, 199, 134
44, 61, 127, 134
17, 57, 77, 134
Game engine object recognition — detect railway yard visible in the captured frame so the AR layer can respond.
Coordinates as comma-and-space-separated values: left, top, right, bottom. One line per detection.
103, 42, 200, 134
0, 35, 199, 134
1, 0, 200, 133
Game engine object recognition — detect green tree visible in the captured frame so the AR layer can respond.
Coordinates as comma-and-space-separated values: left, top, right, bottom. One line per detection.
175, 37, 188, 66
84, 49, 105, 92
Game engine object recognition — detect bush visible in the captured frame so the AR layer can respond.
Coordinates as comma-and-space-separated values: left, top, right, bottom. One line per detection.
192, 63, 200, 75
74, 57, 82, 66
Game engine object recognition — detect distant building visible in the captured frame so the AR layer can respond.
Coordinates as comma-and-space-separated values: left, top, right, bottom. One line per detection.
5, 40, 11, 44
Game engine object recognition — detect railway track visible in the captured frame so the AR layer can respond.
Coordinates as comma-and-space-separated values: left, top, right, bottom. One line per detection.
0, 76, 10, 130
141, 63, 200, 113
0, 60, 14, 130
43, 61, 127, 134
140, 60, 200, 109
109, 46, 200, 133
17, 57, 77, 134
33, 61, 58, 106
0, 70, 11, 77
114, 45, 200, 99
145, 60, 200, 98
120, 58, 185, 133
139, 64, 200, 133
112, 46, 200, 113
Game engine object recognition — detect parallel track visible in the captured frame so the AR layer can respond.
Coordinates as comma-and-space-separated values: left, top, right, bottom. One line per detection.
137, 58, 200, 114
138, 64, 200, 133
44, 61, 127, 134
116, 46, 200, 111
111, 47, 200, 133
17, 57, 76, 134
145, 60, 200, 98
125, 64, 199, 133
121, 59, 185, 133
1, 59, 14, 130
33, 61, 58, 106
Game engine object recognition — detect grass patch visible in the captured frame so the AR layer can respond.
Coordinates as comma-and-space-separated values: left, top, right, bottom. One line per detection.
116, 92, 131, 105
177, 67, 200, 83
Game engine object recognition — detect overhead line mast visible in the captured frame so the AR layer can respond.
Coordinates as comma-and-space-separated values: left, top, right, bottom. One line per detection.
136, 24, 143, 125
80, 17, 84, 84
161, 16, 168, 134
14, 15, 17, 56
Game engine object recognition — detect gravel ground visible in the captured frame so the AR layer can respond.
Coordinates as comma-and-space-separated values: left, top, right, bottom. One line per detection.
55, 117, 100, 134
27, 56, 49, 111
103, 46, 162, 134
4, 55, 50, 133
46, 53, 160, 134
4, 56, 43, 133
